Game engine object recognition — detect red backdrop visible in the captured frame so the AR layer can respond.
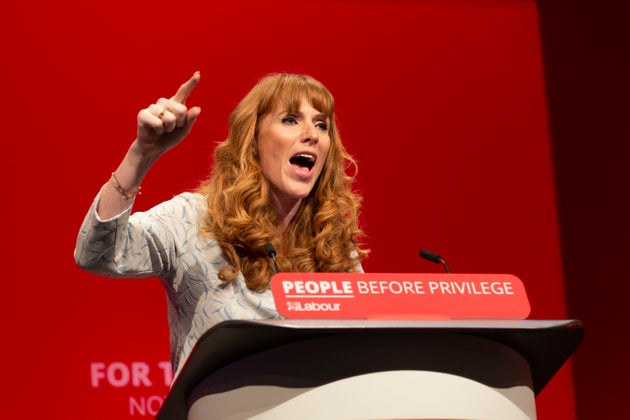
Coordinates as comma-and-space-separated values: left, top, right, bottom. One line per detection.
5, 0, 576, 418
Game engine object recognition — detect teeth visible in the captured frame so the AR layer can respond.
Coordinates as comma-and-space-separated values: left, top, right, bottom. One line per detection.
296, 153, 315, 162
290, 153, 316, 170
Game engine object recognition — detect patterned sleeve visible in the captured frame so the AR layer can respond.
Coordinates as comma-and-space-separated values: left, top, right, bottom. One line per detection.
74, 191, 205, 280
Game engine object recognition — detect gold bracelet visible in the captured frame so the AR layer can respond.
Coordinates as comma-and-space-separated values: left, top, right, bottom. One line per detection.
110, 172, 141, 199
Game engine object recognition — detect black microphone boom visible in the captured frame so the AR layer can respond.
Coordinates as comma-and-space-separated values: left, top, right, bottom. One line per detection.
419, 248, 451, 273
264, 243, 280, 274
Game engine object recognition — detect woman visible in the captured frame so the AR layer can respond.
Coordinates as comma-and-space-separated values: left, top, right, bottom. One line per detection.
74, 72, 368, 380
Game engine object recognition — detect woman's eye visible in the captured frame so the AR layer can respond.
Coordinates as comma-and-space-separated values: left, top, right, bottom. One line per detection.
316, 122, 328, 131
281, 116, 298, 124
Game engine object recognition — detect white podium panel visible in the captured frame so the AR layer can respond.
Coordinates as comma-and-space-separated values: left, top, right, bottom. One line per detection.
188, 333, 536, 420
191, 371, 536, 420
157, 319, 583, 420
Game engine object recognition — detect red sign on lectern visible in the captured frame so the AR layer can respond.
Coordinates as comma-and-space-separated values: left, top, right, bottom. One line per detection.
271, 273, 530, 320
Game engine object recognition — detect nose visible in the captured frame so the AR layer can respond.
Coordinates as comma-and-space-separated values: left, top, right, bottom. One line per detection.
302, 124, 319, 144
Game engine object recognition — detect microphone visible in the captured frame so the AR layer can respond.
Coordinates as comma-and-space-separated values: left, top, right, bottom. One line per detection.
264, 243, 280, 274
419, 249, 451, 273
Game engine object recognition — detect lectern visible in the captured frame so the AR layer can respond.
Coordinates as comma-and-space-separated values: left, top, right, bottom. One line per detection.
156, 318, 583, 420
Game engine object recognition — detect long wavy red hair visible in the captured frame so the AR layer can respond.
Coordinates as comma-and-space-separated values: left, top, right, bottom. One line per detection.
196, 73, 368, 291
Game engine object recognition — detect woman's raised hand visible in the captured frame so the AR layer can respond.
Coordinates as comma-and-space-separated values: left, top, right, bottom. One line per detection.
136, 71, 202, 157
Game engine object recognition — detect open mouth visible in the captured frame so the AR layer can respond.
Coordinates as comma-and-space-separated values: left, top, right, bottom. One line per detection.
289, 153, 316, 171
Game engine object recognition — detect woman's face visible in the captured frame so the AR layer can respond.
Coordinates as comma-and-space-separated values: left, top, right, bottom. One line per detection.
257, 98, 331, 211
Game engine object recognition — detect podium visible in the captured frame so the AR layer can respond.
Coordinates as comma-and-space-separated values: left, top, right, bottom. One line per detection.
156, 318, 583, 420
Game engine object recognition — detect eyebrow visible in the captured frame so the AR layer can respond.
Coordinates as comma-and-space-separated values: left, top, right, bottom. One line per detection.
276, 109, 329, 122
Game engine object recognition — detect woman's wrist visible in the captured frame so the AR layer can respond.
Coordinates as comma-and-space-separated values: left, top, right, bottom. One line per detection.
110, 172, 141, 199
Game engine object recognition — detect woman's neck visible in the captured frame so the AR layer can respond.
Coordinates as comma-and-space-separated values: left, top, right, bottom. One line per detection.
268, 191, 302, 233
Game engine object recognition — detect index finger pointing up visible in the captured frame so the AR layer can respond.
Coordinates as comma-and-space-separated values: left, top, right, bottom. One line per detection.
172, 71, 201, 104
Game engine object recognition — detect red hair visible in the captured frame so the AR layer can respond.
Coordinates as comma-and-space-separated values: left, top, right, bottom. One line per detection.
196, 73, 368, 291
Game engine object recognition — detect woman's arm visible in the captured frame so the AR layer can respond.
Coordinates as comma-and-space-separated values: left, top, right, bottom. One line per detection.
97, 72, 202, 219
